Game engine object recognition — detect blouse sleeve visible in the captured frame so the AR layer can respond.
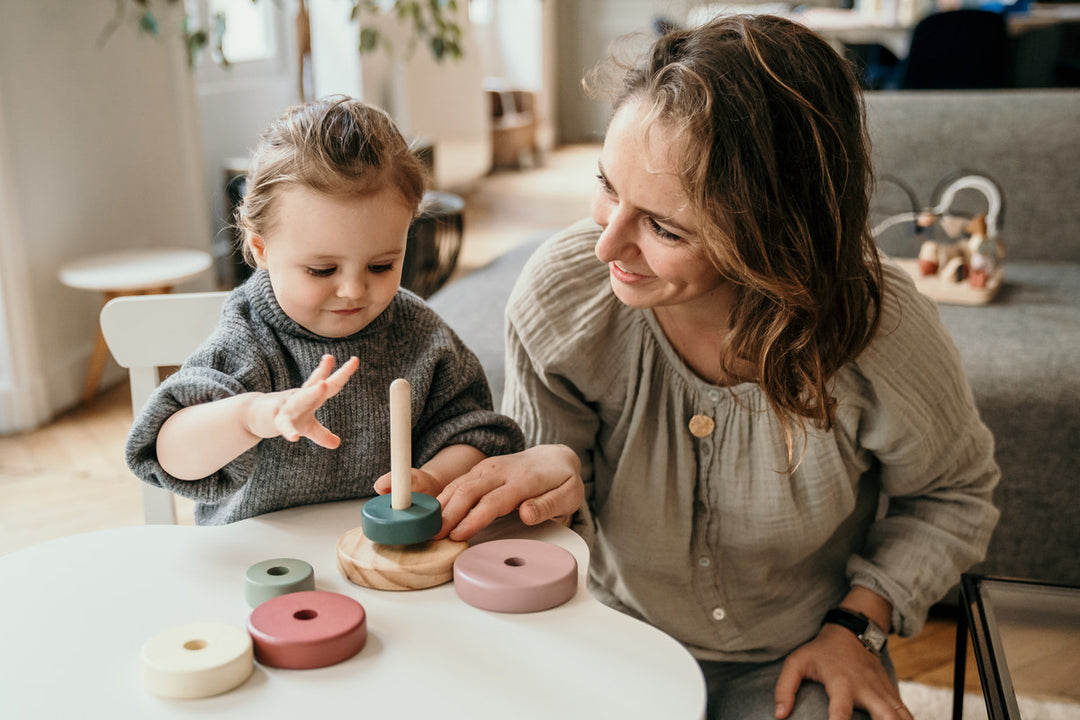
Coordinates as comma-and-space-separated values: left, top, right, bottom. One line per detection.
846, 261, 1001, 636
501, 222, 615, 538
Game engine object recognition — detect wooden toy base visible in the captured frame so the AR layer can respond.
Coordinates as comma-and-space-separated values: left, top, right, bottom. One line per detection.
337, 525, 468, 591
895, 258, 1004, 305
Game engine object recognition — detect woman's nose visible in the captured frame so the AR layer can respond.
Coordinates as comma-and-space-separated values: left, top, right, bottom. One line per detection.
593, 200, 633, 263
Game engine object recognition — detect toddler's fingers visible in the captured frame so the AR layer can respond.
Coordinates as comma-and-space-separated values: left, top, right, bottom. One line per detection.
305, 423, 341, 449
324, 356, 359, 394
301, 355, 336, 388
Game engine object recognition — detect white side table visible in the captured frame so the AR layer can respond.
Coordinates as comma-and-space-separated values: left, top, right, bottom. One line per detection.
59, 248, 213, 402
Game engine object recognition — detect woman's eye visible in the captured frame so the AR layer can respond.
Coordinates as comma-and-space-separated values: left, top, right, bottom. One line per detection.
648, 217, 681, 241
596, 173, 614, 194
369, 263, 394, 274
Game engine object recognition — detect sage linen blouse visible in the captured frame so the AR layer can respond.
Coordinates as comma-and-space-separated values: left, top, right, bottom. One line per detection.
503, 219, 1000, 663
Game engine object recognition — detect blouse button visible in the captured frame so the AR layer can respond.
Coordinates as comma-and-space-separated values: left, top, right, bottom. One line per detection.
697, 556, 712, 568
688, 414, 715, 437
708, 390, 721, 403
712, 607, 727, 622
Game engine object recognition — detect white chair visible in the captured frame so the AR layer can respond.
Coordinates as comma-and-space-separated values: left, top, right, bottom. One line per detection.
100, 291, 229, 524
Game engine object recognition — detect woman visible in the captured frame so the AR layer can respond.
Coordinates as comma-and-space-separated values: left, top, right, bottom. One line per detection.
436, 15, 999, 720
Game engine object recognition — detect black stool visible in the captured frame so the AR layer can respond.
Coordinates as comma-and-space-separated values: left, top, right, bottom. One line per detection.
402, 191, 465, 298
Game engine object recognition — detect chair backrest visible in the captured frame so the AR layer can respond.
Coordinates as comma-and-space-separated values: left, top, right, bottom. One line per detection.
100, 291, 229, 524
901, 9, 1010, 90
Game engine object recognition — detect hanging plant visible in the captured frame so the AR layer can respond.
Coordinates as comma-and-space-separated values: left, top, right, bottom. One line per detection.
101, 0, 466, 67
98, 0, 229, 68
351, 0, 465, 63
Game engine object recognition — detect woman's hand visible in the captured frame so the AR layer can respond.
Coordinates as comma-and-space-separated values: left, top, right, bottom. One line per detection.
247, 355, 359, 447
434, 445, 585, 541
773, 624, 913, 720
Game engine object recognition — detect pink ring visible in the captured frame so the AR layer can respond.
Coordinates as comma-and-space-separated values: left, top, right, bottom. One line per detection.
247, 591, 367, 669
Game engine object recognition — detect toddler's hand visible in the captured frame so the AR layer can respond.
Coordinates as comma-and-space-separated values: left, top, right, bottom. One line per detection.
248, 355, 359, 448
373, 467, 443, 497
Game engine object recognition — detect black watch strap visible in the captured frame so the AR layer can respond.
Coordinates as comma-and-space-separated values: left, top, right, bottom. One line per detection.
822, 607, 888, 656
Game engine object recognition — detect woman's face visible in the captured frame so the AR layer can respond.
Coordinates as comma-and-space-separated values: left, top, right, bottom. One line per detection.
248, 185, 413, 338
591, 100, 727, 311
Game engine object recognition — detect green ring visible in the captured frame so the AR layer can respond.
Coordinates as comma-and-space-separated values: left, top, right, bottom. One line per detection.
361, 493, 442, 546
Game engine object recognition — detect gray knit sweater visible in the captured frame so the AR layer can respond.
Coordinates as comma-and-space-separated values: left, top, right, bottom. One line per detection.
126, 270, 524, 524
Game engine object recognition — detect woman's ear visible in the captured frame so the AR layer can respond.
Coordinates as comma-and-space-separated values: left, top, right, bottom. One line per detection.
248, 234, 269, 269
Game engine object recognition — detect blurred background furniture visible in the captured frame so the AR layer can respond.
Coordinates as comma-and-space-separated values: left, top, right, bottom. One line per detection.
401, 190, 465, 298
900, 9, 1010, 89
58, 248, 213, 403
486, 82, 539, 170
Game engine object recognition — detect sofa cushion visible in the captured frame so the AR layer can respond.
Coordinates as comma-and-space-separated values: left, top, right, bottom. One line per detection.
428, 237, 545, 410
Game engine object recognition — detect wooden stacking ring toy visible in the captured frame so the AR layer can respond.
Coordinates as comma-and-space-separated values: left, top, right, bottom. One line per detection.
245, 558, 315, 608
247, 590, 367, 669
338, 378, 467, 590
140, 622, 254, 698
453, 539, 578, 613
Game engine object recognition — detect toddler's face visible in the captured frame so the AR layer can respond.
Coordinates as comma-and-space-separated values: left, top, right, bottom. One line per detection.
249, 185, 413, 338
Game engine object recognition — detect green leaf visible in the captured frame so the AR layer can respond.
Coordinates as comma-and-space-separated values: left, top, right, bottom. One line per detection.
360, 26, 380, 52
137, 11, 160, 35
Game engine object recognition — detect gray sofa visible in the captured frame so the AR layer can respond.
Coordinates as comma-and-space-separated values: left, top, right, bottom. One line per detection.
430, 89, 1080, 589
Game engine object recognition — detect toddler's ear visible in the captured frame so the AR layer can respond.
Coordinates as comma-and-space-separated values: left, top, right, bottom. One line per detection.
248, 234, 269, 268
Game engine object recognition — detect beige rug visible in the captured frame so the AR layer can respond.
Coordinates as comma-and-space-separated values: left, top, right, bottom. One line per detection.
899, 681, 1080, 720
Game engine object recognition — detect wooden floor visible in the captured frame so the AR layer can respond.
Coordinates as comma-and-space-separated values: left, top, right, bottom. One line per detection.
0, 143, 991, 696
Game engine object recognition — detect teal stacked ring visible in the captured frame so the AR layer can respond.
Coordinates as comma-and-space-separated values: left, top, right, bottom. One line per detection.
361, 493, 442, 545
245, 558, 315, 608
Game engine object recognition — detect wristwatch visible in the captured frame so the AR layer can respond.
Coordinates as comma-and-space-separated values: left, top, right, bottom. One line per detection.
822, 607, 888, 656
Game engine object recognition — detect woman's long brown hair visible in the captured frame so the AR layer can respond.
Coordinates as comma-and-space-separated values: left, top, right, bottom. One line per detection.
604, 15, 883, 467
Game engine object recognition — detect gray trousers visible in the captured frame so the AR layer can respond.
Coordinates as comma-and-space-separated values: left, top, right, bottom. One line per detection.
699, 649, 897, 720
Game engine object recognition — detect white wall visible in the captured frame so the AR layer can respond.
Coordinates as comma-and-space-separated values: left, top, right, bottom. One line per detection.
0, 0, 213, 432
192, 2, 299, 285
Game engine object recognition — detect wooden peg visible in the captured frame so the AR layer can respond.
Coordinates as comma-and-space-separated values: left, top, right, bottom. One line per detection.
390, 378, 412, 510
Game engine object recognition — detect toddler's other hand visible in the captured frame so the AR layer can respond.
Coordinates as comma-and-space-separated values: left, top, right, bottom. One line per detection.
373, 467, 443, 497
248, 355, 359, 447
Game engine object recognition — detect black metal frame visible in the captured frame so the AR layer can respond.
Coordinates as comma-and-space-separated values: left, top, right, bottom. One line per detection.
953, 573, 1080, 720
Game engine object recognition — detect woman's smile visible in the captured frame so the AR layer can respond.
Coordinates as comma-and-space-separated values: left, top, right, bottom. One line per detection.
608, 262, 650, 284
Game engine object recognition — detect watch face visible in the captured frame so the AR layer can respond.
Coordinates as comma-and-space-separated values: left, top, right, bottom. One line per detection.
862, 622, 888, 652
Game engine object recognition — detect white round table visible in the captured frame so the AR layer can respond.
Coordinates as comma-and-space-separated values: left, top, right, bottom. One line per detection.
59, 248, 213, 402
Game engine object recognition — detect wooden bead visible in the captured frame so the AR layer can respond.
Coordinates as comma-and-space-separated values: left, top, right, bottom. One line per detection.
141, 622, 253, 699
688, 414, 715, 438
453, 539, 577, 613
360, 492, 442, 546
247, 591, 367, 669
337, 524, 467, 591
245, 558, 315, 608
